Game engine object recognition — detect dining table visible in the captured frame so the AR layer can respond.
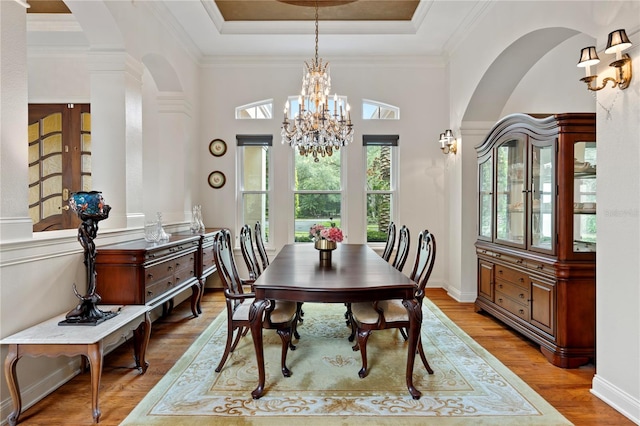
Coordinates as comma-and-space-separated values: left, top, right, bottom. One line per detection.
249, 243, 423, 399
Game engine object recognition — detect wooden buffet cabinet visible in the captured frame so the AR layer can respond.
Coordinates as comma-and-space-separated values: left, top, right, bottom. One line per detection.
475, 113, 596, 368
95, 228, 220, 317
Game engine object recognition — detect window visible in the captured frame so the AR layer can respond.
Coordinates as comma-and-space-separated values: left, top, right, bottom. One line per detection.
364, 135, 398, 242
237, 135, 272, 244
235, 99, 273, 119
293, 147, 342, 242
362, 99, 399, 120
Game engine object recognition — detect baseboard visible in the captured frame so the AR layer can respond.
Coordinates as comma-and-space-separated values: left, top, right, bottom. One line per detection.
443, 284, 477, 303
591, 373, 640, 424
0, 358, 80, 425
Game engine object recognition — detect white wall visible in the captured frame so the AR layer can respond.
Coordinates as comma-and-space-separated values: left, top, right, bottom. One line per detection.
199, 57, 450, 285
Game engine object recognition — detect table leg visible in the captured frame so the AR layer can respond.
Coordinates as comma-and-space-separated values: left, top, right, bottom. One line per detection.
86, 342, 103, 423
403, 298, 422, 400
190, 283, 201, 317
132, 312, 151, 374
249, 298, 269, 399
4, 344, 22, 426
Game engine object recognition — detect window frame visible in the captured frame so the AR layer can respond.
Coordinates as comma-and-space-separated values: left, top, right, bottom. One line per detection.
362, 99, 400, 120
235, 99, 274, 119
363, 134, 399, 244
236, 134, 273, 248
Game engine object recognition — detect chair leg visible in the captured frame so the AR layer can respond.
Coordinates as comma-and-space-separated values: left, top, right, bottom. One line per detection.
215, 322, 236, 373
399, 327, 408, 341
230, 326, 245, 352
417, 337, 434, 374
294, 302, 304, 339
276, 328, 294, 377
353, 329, 371, 378
347, 309, 356, 342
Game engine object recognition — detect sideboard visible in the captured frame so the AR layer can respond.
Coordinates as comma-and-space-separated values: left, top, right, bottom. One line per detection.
95, 228, 220, 317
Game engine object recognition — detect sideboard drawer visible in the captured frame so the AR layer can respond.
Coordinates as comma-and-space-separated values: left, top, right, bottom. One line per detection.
495, 265, 527, 286
495, 291, 529, 320
495, 279, 529, 304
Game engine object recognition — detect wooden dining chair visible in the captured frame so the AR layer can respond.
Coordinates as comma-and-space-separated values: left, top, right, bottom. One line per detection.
391, 225, 410, 271
213, 229, 298, 376
240, 224, 261, 280
381, 222, 396, 262
349, 229, 436, 379
254, 221, 270, 271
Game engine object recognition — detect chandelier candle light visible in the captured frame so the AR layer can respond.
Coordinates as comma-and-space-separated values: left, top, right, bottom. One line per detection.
281, 0, 354, 162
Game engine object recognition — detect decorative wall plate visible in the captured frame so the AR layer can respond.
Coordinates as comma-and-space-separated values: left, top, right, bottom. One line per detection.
209, 139, 227, 157
208, 171, 226, 189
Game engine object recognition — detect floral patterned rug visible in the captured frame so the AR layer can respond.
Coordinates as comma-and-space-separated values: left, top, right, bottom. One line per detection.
122, 300, 571, 425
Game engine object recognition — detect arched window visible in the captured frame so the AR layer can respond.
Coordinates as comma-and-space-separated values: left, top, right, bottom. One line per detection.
362, 99, 399, 120
235, 99, 273, 119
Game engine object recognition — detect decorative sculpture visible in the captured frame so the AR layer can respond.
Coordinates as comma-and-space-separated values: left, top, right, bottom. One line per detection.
59, 191, 118, 326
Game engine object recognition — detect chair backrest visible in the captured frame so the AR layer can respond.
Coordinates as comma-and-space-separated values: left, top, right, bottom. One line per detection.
239, 224, 261, 280
213, 229, 245, 299
381, 222, 396, 262
409, 230, 436, 294
392, 225, 410, 271
254, 221, 269, 270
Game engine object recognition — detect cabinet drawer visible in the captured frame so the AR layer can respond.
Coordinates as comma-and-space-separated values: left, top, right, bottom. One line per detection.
495, 265, 527, 285
145, 277, 174, 303
496, 291, 529, 320
173, 253, 196, 274
496, 279, 529, 303
144, 262, 173, 287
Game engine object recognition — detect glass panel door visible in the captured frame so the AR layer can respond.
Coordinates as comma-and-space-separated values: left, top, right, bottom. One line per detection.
495, 138, 525, 246
478, 157, 492, 240
573, 141, 596, 252
530, 141, 555, 252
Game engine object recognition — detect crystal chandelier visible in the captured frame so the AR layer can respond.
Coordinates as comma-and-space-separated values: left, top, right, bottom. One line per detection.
281, 0, 353, 162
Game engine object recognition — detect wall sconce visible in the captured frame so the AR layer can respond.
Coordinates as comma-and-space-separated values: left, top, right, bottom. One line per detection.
439, 129, 457, 154
577, 29, 633, 91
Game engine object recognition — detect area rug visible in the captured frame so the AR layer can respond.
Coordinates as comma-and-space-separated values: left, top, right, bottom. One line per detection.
122, 300, 571, 425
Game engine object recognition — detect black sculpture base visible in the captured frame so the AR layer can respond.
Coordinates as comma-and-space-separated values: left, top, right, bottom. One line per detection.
58, 299, 119, 326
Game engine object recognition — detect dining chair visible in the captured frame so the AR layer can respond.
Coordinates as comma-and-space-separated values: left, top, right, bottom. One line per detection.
213, 229, 298, 376
381, 222, 396, 262
240, 224, 261, 280
254, 221, 270, 271
391, 225, 410, 271
349, 229, 436, 379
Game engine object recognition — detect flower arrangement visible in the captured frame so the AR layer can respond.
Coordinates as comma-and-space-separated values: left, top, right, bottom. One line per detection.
309, 224, 344, 243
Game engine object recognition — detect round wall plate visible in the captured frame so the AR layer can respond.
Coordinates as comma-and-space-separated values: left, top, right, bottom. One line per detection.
209, 139, 227, 157
208, 171, 226, 189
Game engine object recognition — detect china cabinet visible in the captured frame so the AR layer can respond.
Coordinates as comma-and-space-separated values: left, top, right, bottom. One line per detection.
475, 113, 596, 368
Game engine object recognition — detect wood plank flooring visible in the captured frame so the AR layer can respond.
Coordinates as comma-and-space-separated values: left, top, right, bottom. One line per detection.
7, 288, 633, 425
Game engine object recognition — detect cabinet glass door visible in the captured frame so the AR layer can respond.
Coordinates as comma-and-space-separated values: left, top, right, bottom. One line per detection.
495, 138, 525, 246
478, 157, 492, 240
573, 141, 596, 252
530, 142, 555, 252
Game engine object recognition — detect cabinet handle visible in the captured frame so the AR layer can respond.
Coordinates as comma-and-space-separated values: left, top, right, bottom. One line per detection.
169, 248, 176, 253
498, 298, 503, 303
176, 262, 181, 268
495, 253, 501, 258
536, 264, 544, 270
498, 284, 503, 288
498, 269, 503, 274
168, 266, 173, 271
147, 290, 153, 296
147, 273, 153, 279
519, 293, 524, 298
148, 254, 155, 259
516, 259, 523, 264
519, 278, 524, 283
519, 309, 524, 315
481, 250, 487, 254
178, 245, 184, 250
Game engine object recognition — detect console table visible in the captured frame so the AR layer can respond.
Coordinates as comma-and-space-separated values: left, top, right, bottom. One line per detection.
1, 305, 151, 425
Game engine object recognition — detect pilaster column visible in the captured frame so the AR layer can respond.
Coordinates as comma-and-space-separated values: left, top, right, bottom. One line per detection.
0, 1, 32, 242
88, 51, 144, 229
156, 93, 193, 224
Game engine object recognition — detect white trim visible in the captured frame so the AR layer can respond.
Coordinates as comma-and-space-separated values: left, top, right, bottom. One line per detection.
591, 374, 640, 424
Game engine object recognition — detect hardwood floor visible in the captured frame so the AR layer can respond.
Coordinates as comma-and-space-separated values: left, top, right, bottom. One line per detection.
8, 288, 633, 425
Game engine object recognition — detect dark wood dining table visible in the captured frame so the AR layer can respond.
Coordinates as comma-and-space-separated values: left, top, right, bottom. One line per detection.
249, 243, 423, 399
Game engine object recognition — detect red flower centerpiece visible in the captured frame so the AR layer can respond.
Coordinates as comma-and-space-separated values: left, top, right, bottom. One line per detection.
310, 224, 343, 264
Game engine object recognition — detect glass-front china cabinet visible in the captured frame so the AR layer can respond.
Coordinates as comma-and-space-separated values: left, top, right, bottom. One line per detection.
475, 113, 595, 368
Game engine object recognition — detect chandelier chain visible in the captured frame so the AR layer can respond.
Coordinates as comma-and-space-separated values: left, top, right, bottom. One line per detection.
314, 0, 319, 63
